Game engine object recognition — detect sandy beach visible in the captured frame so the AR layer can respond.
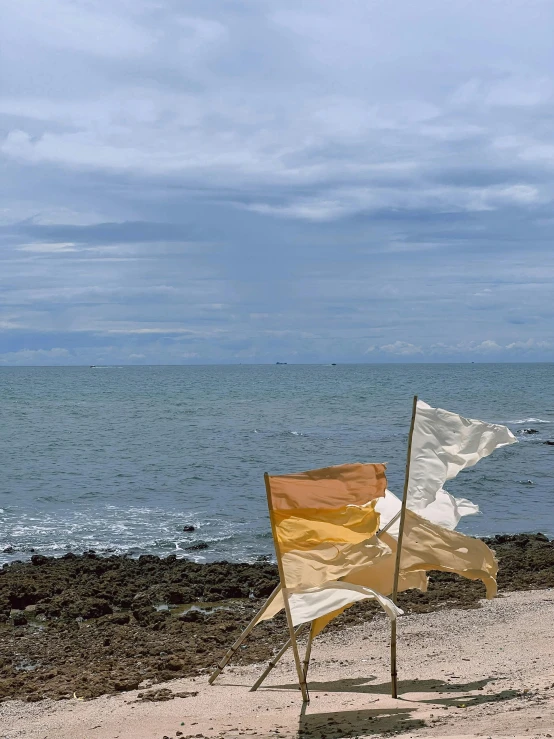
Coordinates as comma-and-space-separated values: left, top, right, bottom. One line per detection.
1, 588, 553, 739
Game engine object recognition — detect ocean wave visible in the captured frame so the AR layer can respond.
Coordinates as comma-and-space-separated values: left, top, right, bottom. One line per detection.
510, 418, 551, 424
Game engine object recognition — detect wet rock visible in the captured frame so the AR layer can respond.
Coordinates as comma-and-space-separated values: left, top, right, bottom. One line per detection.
517, 428, 539, 434
165, 587, 194, 605
203, 583, 248, 600
544, 440, 554, 445
3, 546, 14, 554
132, 605, 156, 625
183, 525, 195, 533
11, 611, 28, 627
136, 687, 198, 702
178, 609, 206, 623
101, 612, 130, 626
7, 585, 46, 610
185, 542, 209, 551
30, 555, 49, 566
69, 598, 113, 620
112, 675, 141, 692
163, 657, 184, 671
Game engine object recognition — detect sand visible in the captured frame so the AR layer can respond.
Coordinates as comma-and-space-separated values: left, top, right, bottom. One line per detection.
1, 589, 553, 739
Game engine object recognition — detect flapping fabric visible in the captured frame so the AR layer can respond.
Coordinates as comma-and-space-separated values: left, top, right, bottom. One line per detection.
257, 581, 403, 627
308, 403, 512, 637
408, 400, 516, 529
269, 463, 387, 512
268, 463, 387, 589
311, 493, 499, 636
259, 462, 399, 626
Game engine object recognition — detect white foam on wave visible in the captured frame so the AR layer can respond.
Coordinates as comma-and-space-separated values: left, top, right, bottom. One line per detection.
0, 503, 268, 564
510, 418, 551, 424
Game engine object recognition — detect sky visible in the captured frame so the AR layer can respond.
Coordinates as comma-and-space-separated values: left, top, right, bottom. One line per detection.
1, 0, 554, 365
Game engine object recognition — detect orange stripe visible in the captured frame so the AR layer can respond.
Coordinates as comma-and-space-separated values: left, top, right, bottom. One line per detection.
268, 463, 386, 511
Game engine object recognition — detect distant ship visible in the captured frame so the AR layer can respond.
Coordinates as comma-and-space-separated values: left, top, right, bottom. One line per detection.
275, 362, 288, 365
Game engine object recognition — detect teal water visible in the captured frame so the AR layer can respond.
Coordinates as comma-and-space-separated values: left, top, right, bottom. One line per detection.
1, 364, 553, 563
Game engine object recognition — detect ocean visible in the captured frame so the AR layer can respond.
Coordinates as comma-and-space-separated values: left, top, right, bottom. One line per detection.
1, 364, 553, 564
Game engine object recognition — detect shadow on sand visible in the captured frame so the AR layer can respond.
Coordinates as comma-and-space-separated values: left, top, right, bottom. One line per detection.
269, 675, 491, 695
298, 705, 425, 738
265, 676, 521, 737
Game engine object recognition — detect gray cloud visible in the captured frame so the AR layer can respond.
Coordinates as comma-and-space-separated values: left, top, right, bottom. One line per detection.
1, 0, 553, 363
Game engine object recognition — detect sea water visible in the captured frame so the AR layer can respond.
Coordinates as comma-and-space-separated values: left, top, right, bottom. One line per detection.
1, 364, 553, 564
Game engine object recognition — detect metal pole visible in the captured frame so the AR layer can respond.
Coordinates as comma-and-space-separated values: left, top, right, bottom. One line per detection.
249, 624, 306, 692
390, 395, 418, 699
302, 622, 315, 680
265, 472, 310, 703
208, 584, 281, 684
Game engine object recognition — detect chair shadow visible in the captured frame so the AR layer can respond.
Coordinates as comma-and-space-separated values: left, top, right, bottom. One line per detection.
269, 675, 491, 695
417, 688, 521, 708
294, 679, 521, 738
298, 706, 425, 738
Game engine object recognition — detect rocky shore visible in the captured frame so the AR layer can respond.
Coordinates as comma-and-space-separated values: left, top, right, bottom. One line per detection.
1, 533, 553, 703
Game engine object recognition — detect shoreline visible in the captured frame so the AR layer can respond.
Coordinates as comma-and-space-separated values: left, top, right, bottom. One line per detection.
1, 533, 553, 703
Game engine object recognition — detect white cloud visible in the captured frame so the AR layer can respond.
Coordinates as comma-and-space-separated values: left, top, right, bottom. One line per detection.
472, 340, 503, 352
2, 2, 554, 221
505, 339, 552, 350
379, 341, 423, 356
18, 242, 77, 253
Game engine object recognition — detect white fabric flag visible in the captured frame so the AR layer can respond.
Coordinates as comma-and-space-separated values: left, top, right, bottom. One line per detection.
256, 581, 402, 627
375, 488, 402, 536
405, 400, 516, 529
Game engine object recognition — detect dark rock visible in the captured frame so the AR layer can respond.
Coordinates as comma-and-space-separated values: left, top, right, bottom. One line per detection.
69, 598, 112, 620
8, 586, 45, 610
138, 554, 159, 566
185, 542, 209, 551
3, 546, 14, 554
132, 605, 156, 625
165, 587, 194, 605
544, 440, 554, 445
136, 688, 198, 702
183, 525, 195, 533
112, 675, 141, 692
30, 555, 49, 566
102, 612, 130, 626
517, 428, 539, 434
12, 612, 28, 627
164, 657, 184, 671
137, 688, 175, 702
203, 583, 248, 600
178, 609, 206, 623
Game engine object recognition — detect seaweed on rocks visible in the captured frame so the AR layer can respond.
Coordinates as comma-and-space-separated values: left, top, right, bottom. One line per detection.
0, 533, 553, 702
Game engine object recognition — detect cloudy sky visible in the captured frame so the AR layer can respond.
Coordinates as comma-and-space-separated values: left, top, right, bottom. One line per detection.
1, 0, 554, 364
